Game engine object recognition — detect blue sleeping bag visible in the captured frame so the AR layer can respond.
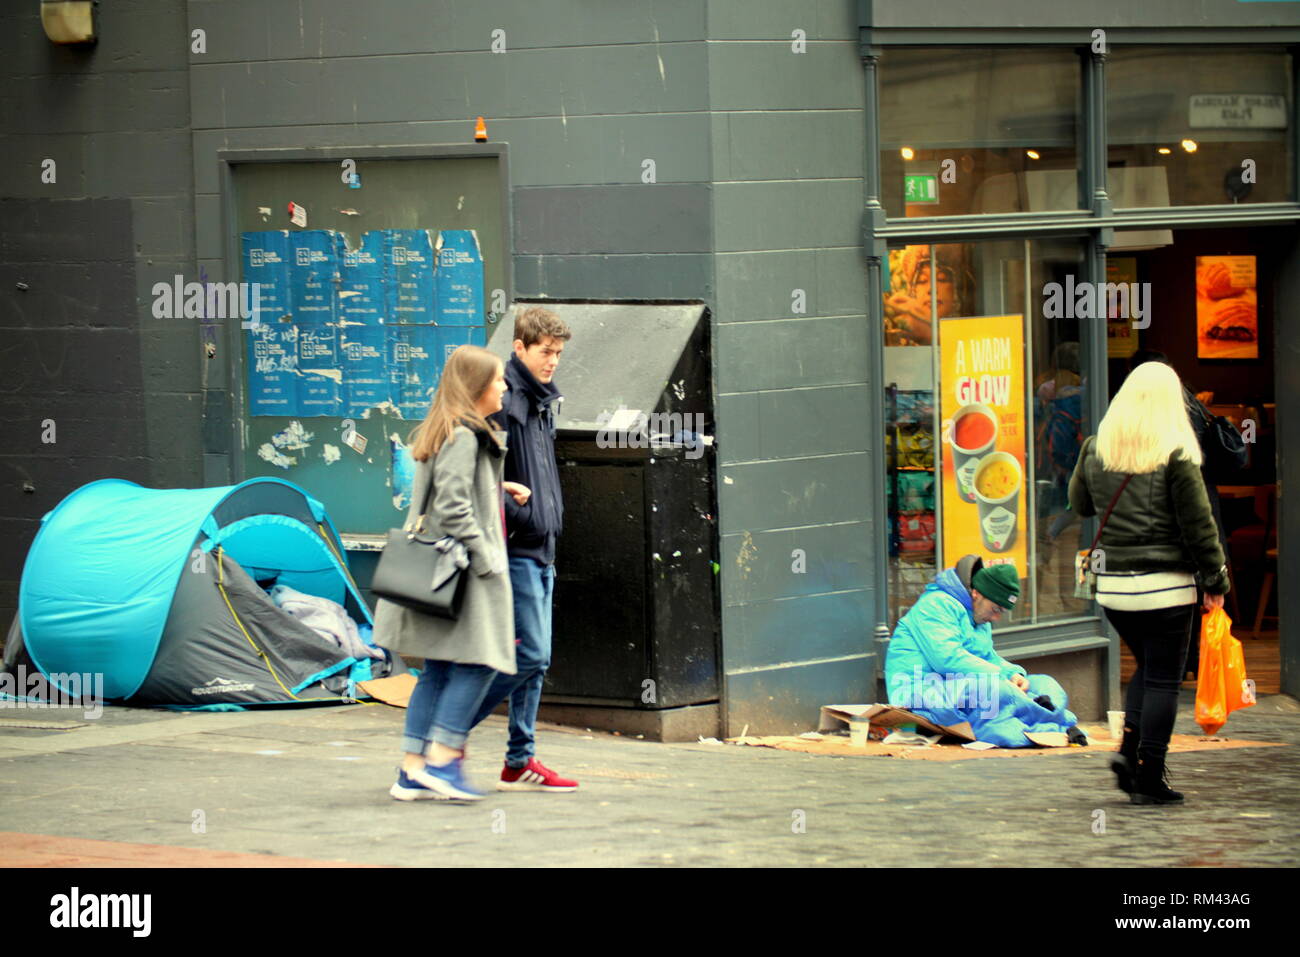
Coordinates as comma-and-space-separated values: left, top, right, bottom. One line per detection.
885, 568, 1078, 747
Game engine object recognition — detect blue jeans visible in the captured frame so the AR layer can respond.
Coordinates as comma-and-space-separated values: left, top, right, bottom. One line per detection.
470, 558, 554, 768
402, 660, 497, 754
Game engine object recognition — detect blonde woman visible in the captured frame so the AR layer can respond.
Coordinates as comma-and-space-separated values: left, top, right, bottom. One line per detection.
375, 345, 527, 802
1068, 361, 1229, 805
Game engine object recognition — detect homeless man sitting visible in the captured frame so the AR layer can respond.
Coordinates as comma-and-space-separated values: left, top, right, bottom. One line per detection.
885, 556, 1085, 748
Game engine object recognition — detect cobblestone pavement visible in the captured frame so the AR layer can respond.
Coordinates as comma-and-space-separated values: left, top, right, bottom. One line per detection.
1, 692, 1296, 867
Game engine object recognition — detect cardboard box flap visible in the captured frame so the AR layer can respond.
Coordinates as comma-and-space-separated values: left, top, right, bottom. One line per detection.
357, 673, 417, 708
819, 704, 975, 743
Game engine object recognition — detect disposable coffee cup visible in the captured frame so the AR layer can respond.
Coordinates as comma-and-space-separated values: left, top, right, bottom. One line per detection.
972, 451, 1022, 552
849, 716, 870, 747
1107, 710, 1124, 741
949, 404, 999, 504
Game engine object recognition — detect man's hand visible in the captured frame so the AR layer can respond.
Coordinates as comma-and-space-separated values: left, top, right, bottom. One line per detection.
1010, 673, 1030, 692
1204, 592, 1225, 612
502, 481, 531, 507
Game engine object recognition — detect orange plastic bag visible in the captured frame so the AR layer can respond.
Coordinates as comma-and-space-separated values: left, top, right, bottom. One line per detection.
1195, 606, 1255, 736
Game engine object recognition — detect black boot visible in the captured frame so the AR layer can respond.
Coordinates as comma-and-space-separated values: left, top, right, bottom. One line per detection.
1110, 727, 1138, 794
1131, 754, 1184, 805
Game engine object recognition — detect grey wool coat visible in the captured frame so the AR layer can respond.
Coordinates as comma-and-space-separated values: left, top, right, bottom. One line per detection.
374, 426, 516, 674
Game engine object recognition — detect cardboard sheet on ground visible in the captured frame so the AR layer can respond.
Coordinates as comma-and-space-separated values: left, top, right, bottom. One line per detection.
819, 704, 975, 743
730, 724, 1287, 761
357, 673, 416, 708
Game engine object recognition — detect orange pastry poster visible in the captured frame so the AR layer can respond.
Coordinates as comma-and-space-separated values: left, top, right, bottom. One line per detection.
938, 314, 1028, 578
1196, 256, 1258, 359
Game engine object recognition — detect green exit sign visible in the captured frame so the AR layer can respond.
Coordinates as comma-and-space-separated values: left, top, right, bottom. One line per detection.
904, 174, 939, 204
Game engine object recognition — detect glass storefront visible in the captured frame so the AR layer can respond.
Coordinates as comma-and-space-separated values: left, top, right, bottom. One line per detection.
1108, 47, 1293, 207
875, 41, 1295, 655
879, 48, 1082, 217
883, 239, 1089, 627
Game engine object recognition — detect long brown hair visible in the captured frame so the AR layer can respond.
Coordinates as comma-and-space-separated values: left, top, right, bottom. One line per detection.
408, 345, 503, 462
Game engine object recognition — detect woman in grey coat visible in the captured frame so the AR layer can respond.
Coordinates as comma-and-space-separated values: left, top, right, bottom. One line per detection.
376, 344, 527, 802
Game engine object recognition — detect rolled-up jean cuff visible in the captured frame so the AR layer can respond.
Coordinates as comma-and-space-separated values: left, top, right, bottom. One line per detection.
430, 724, 469, 750
401, 734, 430, 755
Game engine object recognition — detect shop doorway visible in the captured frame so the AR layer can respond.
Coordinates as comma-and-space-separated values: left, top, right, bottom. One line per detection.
1107, 226, 1287, 694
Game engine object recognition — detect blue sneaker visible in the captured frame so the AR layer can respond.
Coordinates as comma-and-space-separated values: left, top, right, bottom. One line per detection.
406, 759, 485, 802
390, 767, 449, 802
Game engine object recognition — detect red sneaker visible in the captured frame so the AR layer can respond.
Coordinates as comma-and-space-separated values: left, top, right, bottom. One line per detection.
496, 758, 578, 792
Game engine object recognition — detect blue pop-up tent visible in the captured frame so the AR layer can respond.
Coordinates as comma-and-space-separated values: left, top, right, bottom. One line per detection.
5, 478, 394, 706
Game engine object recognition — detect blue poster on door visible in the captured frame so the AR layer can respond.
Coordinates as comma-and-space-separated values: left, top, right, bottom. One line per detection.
339, 231, 386, 325
247, 321, 300, 416
385, 229, 436, 323
296, 321, 341, 416
339, 323, 389, 418
389, 324, 439, 420
434, 230, 485, 326
243, 230, 298, 415
289, 230, 342, 323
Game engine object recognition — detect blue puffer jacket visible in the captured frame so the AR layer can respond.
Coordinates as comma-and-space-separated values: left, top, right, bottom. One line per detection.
885, 565, 1026, 704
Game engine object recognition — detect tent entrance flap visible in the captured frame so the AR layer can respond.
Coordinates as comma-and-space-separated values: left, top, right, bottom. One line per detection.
206, 514, 372, 625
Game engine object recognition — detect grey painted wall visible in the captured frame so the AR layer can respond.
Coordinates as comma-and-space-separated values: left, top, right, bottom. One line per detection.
0, 0, 200, 628
864, 0, 1300, 29
178, 0, 878, 732
708, 6, 875, 732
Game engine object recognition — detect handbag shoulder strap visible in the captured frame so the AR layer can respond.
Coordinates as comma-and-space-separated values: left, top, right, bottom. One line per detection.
411, 457, 436, 531
1089, 473, 1133, 553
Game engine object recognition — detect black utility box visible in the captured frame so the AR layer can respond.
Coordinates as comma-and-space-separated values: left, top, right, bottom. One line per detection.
489, 300, 718, 711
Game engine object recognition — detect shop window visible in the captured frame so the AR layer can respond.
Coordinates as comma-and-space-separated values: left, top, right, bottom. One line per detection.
1108, 47, 1293, 207
883, 239, 1090, 627
880, 49, 1082, 218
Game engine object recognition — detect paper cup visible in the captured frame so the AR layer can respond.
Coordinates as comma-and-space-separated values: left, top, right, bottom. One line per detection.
849, 717, 870, 747
1108, 710, 1125, 741
949, 404, 999, 504
972, 451, 1022, 552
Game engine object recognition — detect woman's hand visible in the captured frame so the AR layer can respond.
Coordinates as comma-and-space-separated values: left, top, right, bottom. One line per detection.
502, 481, 531, 507
1204, 592, 1225, 612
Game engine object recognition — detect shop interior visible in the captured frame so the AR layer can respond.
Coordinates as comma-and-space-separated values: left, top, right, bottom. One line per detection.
882, 228, 1282, 694
1108, 226, 1282, 693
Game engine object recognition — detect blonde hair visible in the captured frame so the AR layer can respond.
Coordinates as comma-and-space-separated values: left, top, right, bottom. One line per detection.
408, 345, 503, 462
1096, 361, 1202, 474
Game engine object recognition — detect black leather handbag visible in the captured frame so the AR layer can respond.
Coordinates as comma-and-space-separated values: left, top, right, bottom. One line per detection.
371, 480, 470, 619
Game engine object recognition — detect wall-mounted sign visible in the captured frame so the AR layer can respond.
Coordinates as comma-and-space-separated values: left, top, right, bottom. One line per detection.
1188, 94, 1287, 129
904, 174, 940, 204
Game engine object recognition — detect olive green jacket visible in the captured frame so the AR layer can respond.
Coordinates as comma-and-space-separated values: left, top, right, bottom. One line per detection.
1068, 436, 1229, 594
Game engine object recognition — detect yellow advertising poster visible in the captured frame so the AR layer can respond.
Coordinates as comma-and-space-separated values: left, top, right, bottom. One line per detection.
938, 314, 1028, 578
1196, 255, 1258, 359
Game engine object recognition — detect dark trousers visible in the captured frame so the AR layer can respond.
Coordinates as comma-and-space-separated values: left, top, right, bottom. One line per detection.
1105, 603, 1197, 761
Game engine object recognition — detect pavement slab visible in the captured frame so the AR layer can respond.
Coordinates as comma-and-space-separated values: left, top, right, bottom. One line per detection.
1, 692, 1297, 867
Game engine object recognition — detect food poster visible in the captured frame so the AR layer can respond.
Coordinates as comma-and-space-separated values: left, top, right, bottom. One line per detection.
1196, 256, 1258, 359
938, 314, 1028, 577
1106, 257, 1140, 359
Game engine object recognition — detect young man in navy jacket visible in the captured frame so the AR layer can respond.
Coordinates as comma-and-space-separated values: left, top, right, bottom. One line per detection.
471, 306, 578, 791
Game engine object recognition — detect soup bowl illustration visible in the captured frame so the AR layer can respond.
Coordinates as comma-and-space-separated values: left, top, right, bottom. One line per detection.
948, 403, 999, 504
972, 451, 1022, 552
